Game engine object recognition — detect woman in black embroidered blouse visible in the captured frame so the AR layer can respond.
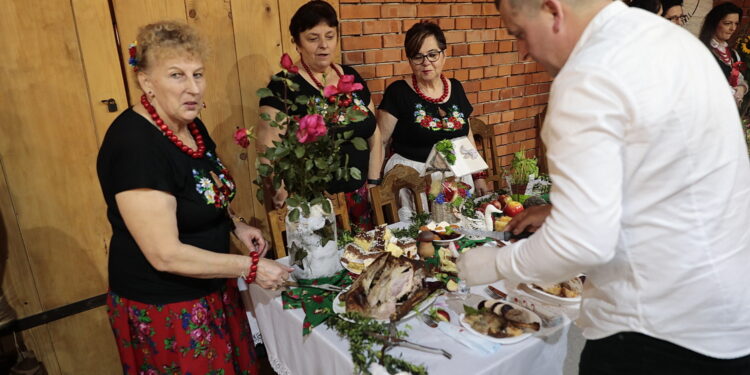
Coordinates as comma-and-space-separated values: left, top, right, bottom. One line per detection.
700, 2, 748, 107
97, 21, 291, 374
378, 21, 489, 218
257, 0, 382, 230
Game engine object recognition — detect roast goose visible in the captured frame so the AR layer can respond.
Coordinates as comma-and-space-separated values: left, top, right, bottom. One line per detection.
342, 253, 439, 321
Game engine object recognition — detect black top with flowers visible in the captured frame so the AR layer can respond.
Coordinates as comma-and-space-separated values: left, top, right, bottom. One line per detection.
259, 65, 376, 193
379, 78, 473, 163
97, 108, 236, 305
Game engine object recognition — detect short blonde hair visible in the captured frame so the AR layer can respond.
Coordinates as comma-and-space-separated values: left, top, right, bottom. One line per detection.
133, 21, 206, 72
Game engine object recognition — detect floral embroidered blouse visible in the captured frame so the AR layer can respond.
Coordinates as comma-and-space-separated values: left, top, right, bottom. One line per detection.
97, 108, 236, 304
379, 78, 473, 162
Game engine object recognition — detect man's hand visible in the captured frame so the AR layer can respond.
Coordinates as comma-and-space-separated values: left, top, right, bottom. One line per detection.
505, 204, 552, 235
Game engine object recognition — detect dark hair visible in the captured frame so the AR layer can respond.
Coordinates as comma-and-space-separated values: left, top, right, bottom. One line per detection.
404, 21, 447, 59
699, 2, 743, 46
289, 1, 338, 44
629, 0, 661, 14
660, 0, 683, 12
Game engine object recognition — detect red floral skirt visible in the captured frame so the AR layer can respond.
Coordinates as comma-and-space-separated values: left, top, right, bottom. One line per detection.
107, 280, 258, 375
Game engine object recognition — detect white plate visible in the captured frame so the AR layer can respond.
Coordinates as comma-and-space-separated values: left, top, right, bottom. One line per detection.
458, 301, 541, 344
519, 283, 582, 305
433, 233, 465, 247
332, 287, 438, 323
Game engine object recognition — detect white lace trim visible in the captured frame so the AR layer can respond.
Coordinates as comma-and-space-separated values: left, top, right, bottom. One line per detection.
710, 37, 728, 49
268, 355, 292, 375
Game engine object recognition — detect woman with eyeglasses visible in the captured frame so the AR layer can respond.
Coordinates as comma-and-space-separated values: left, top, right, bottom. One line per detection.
699, 2, 747, 107
377, 21, 489, 220
661, 0, 686, 26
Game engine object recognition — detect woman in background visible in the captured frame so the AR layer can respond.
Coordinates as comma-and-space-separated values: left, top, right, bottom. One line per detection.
700, 2, 748, 107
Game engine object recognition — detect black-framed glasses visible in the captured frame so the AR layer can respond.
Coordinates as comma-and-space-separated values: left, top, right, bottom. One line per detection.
409, 49, 444, 65
666, 14, 689, 25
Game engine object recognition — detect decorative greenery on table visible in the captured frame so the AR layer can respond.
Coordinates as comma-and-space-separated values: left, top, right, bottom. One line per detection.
391, 212, 430, 239
435, 139, 456, 165
325, 313, 428, 375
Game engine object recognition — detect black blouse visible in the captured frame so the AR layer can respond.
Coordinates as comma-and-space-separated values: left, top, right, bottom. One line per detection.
259, 65, 376, 193
379, 79, 473, 163
97, 109, 235, 304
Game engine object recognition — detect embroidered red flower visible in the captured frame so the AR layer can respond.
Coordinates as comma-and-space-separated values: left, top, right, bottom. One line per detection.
311, 295, 324, 303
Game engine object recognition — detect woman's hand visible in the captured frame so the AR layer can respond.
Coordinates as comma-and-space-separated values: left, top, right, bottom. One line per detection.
473, 179, 490, 196
233, 221, 269, 258
273, 186, 288, 209
254, 259, 294, 290
735, 85, 747, 106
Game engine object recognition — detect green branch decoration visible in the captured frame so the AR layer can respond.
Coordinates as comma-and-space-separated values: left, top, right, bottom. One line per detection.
435, 140, 456, 165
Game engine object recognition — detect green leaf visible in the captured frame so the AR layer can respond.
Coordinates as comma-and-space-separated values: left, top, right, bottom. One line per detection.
275, 111, 287, 122
257, 163, 271, 177
305, 159, 314, 171
301, 202, 310, 217
343, 130, 354, 139
295, 95, 310, 105
351, 137, 367, 151
350, 167, 361, 180
463, 304, 480, 316
294, 146, 305, 158
260, 112, 271, 121
256, 87, 273, 98
287, 196, 300, 207
314, 157, 328, 169
346, 107, 368, 123
255, 188, 264, 203
288, 208, 300, 222
322, 199, 332, 214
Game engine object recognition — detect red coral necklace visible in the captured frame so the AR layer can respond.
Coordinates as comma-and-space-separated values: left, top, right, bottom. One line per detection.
141, 94, 206, 159
300, 59, 342, 89
412, 74, 449, 104
714, 46, 734, 65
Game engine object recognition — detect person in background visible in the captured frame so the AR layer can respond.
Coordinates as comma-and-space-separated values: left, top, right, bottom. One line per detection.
700, 2, 748, 107
257, 0, 382, 230
377, 21, 489, 219
458, 1, 750, 374
629, 0, 662, 15
97, 21, 292, 374
662, 0, 687, 25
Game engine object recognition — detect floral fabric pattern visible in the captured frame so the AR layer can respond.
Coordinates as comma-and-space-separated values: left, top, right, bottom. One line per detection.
413, 104, 466, 131
107, 280, 257, 375
345, 183, 373, 231
193, 152, 236, 208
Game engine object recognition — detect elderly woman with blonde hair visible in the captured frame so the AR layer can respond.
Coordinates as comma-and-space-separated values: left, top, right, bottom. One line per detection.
97, 21, 291, 374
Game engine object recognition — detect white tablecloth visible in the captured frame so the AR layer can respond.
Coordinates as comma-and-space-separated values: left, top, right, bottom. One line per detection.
241, 273, 574, 375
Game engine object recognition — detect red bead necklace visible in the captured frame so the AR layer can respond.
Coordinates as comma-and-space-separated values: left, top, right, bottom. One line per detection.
141, 94, 206, 159
412, 74, 450, 104
301, 59, 342, 89
714, 46, 734, 65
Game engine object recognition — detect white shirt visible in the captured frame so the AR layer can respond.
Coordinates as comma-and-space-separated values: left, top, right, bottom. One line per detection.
491, 2, 750, 358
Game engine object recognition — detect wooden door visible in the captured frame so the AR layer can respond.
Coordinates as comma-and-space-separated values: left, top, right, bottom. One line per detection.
0, 0, 124, 373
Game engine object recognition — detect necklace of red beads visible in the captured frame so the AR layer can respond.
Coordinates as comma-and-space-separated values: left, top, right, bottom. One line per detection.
412, 74, 449, 104
141, 94, 206, 159
301, 59, 342, 89
714, 46, 734, 65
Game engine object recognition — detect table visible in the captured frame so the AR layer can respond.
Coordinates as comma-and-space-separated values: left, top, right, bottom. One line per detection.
241, 272, 574, 375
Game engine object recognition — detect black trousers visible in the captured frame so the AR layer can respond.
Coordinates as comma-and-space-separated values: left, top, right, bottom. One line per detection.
579, 332, 750, 375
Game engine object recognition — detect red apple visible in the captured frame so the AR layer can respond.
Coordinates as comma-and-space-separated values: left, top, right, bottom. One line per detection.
491, 200, 502, 209
504, 201, 525, 217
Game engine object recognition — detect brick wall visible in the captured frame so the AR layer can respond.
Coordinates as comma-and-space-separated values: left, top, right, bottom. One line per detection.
338, 0, 550, 168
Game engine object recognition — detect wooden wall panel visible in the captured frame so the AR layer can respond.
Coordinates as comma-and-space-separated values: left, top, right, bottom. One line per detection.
71, 0, 129, 144
0, 157, 62, 375
47, 306, 119, 375
230, 0, 285, 232
112, 0, 187, 105
184, 0, 263, 236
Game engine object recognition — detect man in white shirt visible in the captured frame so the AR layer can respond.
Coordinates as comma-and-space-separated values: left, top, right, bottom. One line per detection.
457, 1, 750, 373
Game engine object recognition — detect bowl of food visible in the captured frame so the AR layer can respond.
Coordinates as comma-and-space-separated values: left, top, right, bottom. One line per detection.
420, 221, 464, 247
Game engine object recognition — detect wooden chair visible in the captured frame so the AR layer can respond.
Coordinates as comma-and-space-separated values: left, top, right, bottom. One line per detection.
369, 165, 428, 225
267, 192, 351, 259
469, 117, 503, 190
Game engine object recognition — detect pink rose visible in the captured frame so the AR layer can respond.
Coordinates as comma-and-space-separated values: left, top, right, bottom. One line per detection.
137, 323, 150, 338
191, 304, 208, 325
190, 328, 206, 342
323, 85, 339, 98
233, 128, 251, 148
336, 75, 363, 94
280, 53, 299, 74
146, 370, 158, 375
296, 114, 327, 144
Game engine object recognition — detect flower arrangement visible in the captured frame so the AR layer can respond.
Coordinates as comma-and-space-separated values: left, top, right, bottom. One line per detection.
427, 178, 472, 208
234, 53, 368, 221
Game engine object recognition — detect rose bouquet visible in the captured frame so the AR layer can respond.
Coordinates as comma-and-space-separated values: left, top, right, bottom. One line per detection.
235, 53, 368, 222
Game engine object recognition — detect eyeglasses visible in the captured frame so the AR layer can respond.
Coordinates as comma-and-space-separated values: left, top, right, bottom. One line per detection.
666, 14, 689, 25
409, 50, 444, 65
